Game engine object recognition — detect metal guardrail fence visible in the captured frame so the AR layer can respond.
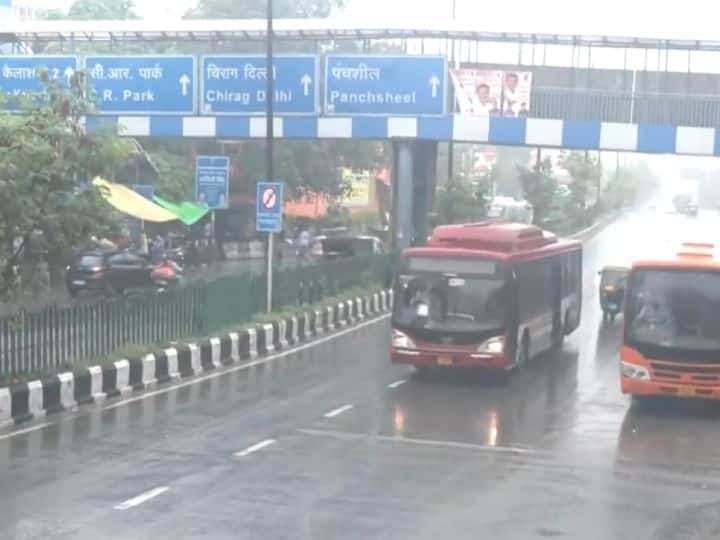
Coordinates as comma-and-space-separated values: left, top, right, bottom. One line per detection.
532, 87, 720, 128
0, 254, 391, 378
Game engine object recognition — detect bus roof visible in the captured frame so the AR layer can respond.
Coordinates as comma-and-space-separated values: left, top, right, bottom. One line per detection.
632, 242, 720, 271
403, 221, 580, 262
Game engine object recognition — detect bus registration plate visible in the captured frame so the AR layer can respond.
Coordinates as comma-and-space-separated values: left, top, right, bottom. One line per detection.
678, 385, 695, 397
437, 356, 453, 366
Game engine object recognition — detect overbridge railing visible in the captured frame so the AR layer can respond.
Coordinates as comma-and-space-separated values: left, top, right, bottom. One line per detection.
531, 87, 720, 128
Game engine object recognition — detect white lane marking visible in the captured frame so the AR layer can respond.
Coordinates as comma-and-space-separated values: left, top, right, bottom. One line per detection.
323, 404, 354, 418
114, 486, 169, 510
234, 439, 276, 458
298, 428, 537, 456
0, 422, 54, 442
387, 379, 408, 389
102, 313, 391, 412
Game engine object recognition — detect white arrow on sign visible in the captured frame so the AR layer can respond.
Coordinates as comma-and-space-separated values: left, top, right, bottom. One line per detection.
64, 66, 75, 84
179, 74, 191, 96
300, 74, 312, 97
429, 75, 440, 98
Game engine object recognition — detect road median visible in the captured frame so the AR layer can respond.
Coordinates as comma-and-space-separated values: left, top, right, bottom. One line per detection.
0, 288, 394, 428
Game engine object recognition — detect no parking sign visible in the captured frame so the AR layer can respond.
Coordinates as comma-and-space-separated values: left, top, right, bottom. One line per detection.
256, 182, 284, 233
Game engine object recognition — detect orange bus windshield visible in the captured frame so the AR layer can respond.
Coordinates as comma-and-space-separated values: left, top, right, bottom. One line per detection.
625, 267, 720, 361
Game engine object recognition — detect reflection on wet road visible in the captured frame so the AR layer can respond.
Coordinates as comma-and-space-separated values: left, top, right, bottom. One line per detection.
2, 209, 720, 540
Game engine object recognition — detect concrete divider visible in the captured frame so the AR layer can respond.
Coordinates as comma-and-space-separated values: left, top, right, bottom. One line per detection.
326, 306, 335, 331
0, 387, 11, 427
314, 309, 324, 335
277, 320, 289, 349
58, 372, 76, 411
141, 354, 157, 389
303, 313, 313, 340
337, 303, 347, 327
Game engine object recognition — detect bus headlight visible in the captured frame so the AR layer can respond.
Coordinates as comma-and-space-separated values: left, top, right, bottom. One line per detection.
477, 336, 504, 354
392, 329, 416, 349
621, 361, 650, 381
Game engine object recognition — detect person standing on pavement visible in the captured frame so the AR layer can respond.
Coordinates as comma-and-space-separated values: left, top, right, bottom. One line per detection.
297, 227, 311, 263
150, 234, 166, 265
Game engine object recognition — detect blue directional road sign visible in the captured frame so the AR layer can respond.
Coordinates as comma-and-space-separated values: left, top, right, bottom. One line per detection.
0, 55, 78, 110
85, 55, 196, 115
256, 182, 284, 233
195, 156, 230, 210
325, 55, 447, 116
201, 55, 318, 115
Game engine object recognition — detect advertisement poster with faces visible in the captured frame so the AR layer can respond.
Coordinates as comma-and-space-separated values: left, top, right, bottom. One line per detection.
451, 69, 533, 117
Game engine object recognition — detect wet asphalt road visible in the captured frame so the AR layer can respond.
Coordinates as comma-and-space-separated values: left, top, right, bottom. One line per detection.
3, 209, 720, 540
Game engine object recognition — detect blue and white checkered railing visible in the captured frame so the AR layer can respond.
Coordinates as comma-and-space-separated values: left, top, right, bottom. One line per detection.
86, 114, 720, 157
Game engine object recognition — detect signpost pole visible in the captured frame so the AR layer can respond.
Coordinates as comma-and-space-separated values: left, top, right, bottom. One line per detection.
265, 0, 275, 314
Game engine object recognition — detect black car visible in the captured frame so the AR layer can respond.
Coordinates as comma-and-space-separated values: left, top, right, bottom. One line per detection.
66, 250, 155, 297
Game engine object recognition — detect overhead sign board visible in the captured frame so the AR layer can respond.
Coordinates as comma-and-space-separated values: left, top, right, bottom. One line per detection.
195, 155, 230, 210
201, 55, 318, 115
256, 182, 284, 233
0, 55, 78, 110
85, 55, 196, 115
324, 55, 447, 116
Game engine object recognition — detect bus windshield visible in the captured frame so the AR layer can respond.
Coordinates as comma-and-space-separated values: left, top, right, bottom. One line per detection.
625, 268, 720, 354
393, 257, 507, 333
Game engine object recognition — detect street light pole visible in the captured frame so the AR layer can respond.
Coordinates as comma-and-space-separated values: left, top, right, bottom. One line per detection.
265, 0, 274, 313
447, 0, 457, 189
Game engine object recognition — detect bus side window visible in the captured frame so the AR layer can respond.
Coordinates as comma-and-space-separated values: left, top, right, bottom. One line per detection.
517, 260, 549, 322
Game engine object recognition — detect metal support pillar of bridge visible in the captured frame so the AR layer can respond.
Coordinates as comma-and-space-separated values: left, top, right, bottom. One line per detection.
391, 140, 438, 252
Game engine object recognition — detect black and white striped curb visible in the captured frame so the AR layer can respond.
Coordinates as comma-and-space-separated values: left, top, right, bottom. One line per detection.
0, 289, 394, 428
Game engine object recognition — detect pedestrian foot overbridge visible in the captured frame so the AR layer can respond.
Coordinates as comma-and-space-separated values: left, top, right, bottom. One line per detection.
4, 18, 720, 249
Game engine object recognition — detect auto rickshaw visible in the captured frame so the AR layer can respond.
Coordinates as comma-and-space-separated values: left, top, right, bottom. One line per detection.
598, 266, 629, 322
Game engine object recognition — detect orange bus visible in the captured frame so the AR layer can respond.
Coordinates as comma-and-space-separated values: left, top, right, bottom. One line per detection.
621, 242, 720, 401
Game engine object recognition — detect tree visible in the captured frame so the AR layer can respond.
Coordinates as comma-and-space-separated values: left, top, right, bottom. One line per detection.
0, 73, 135, 293
490, 146, 533, 197
519, 157, 561, 228
560, 151, 602, 229
186, 0, 345, 19
433, 176, 491, 226
67, 0, 139, 19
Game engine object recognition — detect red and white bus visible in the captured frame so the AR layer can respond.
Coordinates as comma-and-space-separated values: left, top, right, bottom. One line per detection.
390, 222, 582, 372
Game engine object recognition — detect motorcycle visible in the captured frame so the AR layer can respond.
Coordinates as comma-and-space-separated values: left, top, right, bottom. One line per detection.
598, 266, 629, 322
151, 259, 183, 292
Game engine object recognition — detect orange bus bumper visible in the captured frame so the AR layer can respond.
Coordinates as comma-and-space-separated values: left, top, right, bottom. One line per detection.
391, 348, 507, 370
621, 376, 720, 400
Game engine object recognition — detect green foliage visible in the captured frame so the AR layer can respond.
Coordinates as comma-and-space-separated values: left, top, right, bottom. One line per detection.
0, 72, 135, 293
491, 146, 533, 197
560, 151, 602, 229
433, 177, 491, 226
67, 0, 139, 19
143, 144, 194, 201
187, 0, 345, 18
231, 139, 387, 201
519, 157, 560, 227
